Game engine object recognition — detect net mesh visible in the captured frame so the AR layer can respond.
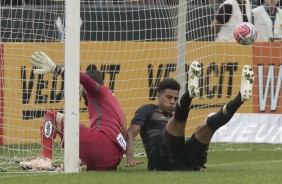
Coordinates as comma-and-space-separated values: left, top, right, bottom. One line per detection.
0, 1, 282, 171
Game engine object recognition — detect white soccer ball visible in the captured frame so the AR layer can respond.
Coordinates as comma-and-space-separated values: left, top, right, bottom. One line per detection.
233, 22, 257, 45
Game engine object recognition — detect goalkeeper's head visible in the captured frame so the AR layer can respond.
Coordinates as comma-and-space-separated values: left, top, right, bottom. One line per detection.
85, 69, 104, 86
81, 69, 104, 106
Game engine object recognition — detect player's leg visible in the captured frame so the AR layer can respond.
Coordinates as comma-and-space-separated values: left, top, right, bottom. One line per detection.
151, 61, 201, 170
41, 111, 64, 159
54, 112, 64, 146
20, 110, 64, 170
184, 65, 255, 170
165, 60, 201, 136
195, 65, 254, 144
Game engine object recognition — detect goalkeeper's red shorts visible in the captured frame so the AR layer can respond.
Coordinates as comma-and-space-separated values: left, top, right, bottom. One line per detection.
79, 125, 123, 171
61, 123, 123, 171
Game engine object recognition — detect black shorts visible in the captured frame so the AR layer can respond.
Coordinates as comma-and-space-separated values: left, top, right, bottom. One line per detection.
147, 130, 208, 171
183, 134, 209, 170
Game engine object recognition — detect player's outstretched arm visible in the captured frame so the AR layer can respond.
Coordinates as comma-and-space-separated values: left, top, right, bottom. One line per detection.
30, 51, 64, 75
125, 124, 145, 167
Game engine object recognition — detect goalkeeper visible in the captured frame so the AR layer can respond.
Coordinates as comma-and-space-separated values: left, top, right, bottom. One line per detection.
126, 61, 254, 170
20, 51, 127, 171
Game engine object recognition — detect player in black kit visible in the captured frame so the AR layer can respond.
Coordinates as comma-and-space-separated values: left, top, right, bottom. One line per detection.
126, 61, 254, 171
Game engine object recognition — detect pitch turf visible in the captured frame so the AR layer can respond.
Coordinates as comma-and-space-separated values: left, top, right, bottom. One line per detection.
0, 148, 282, 184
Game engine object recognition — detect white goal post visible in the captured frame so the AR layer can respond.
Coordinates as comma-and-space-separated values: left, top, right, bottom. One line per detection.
64, 1, 80, 173
0, 0, 282, 173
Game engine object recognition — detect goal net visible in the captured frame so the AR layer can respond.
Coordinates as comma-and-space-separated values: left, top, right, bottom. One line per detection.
0, 0, 282, 172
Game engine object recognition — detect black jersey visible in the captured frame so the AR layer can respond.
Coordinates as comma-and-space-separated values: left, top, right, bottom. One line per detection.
131, 104, 171, 156
131, 104, 209, 171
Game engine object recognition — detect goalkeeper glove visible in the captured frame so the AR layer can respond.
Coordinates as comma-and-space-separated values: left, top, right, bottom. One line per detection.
30, 51, 64, 75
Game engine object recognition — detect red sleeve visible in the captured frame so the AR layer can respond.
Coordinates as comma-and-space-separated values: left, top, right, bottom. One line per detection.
80, 71, 105, 95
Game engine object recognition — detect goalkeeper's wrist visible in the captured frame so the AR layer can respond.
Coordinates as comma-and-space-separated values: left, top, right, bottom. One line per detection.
53, 65, 65, 75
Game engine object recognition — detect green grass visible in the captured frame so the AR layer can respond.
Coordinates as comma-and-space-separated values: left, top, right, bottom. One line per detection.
1, 149, 282, 184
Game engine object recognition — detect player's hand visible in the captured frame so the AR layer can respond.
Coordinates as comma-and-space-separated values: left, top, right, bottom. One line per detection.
125, 158, 145, 167
30, 51, 56, 75
79, 163, 87, 172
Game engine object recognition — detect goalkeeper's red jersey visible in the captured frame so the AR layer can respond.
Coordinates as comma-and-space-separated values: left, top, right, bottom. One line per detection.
80, 72, 127, 151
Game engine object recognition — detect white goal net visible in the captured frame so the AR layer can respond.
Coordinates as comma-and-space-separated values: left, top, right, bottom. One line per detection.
0, 0, 281, 172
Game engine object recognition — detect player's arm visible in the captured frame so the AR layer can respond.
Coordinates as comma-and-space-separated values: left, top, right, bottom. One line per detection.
123, 112, 127, 129
30, 51, 105, 95
126, 105, 151, 167
125, 124, 145, 167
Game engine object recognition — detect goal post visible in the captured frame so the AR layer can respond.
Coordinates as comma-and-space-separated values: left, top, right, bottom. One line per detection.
177, 0, 187, 96
64, 0, 80, 173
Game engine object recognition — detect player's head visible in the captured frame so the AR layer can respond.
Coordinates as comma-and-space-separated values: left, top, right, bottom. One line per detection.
85, 69, 104, 86
157, 78, 180, 115
80, 69, 104, 106
264, 0, 279, 6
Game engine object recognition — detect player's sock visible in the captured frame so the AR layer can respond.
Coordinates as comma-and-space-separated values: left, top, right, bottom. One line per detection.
41, 110, 58, 159
226, 92, 244, 114
174, 90, 192, 122
207, 92, 243, 131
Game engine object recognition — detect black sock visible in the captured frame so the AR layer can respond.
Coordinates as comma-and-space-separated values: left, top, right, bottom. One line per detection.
207, 92, 243, 131
226, 92, 243, 114
174, 91, 192, 122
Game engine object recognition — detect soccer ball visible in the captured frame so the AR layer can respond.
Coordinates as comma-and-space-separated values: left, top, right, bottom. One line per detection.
234, 22, 257, 45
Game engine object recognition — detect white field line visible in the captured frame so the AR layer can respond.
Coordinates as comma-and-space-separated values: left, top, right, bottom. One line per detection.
208, 159, 282, 167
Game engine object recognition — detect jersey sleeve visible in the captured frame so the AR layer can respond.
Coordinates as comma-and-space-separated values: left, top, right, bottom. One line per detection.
131, 105, 154, 127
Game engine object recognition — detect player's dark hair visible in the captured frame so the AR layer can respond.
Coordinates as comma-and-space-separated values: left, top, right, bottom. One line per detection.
85, 69, 104, 85
82, 69, 104, 106
157, 78, 180, 93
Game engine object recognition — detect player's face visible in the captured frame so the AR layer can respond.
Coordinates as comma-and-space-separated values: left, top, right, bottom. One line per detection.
265, 0, 279, 6
157, 89, 179, 114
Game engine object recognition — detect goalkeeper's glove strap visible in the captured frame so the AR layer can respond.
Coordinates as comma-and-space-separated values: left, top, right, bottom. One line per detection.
53, 65, 65, 76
